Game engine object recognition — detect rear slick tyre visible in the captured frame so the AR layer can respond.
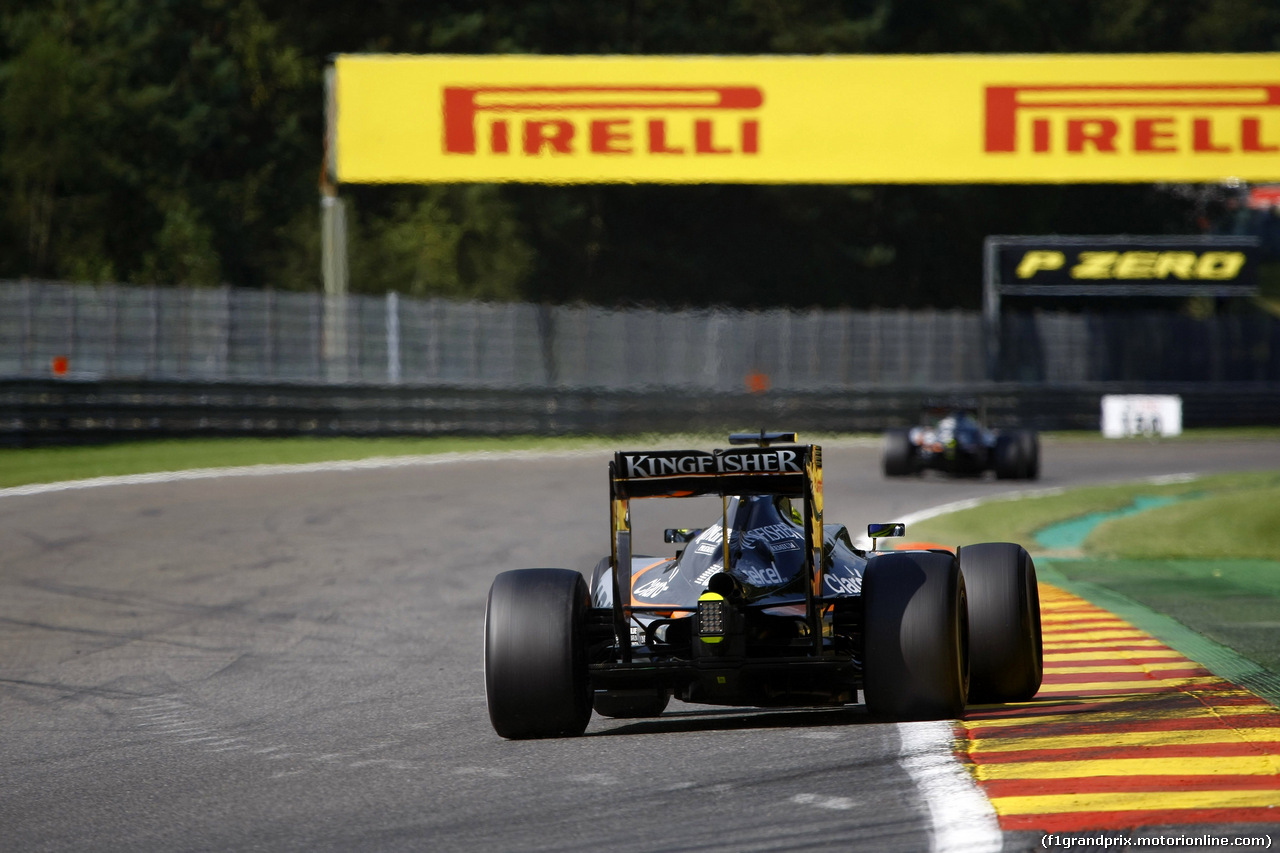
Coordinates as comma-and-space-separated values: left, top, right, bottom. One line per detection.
862, 551, 969, 720
994, 434, 1021, 480
485, 568, 593, 739
1017, 430, 1040, 480
960, 543, 1043, 703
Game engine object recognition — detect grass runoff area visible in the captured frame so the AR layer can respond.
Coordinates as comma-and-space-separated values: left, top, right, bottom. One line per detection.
2, 431, 1279, 692
909, 464, 1280, 690
0, 431, 874, 489
0, 435, 628, 490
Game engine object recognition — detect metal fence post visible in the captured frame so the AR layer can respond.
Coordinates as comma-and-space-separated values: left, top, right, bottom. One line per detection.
982, 236, 1001, 380
106, 284, 118, 377
147, 286, 159, 377
386, 291, 401, 384
321, 193, 349, 382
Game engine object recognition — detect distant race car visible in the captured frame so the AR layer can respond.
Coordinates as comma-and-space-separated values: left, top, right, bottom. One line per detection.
883, 409, 1039, 480
484, 431, 1043, 739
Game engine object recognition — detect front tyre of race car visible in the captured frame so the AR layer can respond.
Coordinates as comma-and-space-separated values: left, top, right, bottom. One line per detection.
862, 551, 969, 720
485, 568, 593, 739
960, 542, 1043, 703
882, 429, 917, 477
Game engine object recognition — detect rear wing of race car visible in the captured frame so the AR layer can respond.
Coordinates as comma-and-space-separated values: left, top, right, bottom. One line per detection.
606, 435, 825, 661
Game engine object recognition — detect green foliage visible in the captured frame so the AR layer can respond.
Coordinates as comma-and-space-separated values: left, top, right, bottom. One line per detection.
139, 192, 222, 287
2, 0, 1279, 304
0, 18, 97, 276
348, 186, 534, 300
0, 0, 313, 287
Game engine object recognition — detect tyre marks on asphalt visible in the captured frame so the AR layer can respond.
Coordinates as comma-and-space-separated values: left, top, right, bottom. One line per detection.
955, 584, 1280, 833
128, 696, 417, 775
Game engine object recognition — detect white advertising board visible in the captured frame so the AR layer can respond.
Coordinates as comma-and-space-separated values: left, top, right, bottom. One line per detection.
1101, 394, 1183, 438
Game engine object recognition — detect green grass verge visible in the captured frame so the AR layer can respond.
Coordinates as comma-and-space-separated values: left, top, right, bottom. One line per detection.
1090, 479, 1280, 559
0, 435, 609, 489
908, 469, 1280, 559
909, 466, 1280, 687
1036, 559, 1280, 706
1, 429, 1276, 491
1045, 557, 1280, 676
0, 431, 879, 490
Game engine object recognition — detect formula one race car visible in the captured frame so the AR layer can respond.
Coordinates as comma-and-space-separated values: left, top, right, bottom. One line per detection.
883, 408, 1039, 480
484, 432, 1043, 739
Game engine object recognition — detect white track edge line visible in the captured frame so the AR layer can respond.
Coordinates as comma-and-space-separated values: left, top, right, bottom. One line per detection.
854, 471, 1199, 550
0, 435, 883, 501
0, 448, 608, 500
899, 720, 1003, 853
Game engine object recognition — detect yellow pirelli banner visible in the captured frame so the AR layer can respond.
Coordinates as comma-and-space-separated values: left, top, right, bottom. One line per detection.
330, 53, 1280, 184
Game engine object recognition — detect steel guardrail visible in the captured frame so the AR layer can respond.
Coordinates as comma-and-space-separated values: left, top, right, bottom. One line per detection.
4, 378, 1280, 447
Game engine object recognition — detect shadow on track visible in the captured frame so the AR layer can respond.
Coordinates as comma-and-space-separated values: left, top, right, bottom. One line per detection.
590, 703, 890, 737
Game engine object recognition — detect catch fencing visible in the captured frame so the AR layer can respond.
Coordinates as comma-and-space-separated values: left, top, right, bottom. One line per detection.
5, 280, 1280, 390
1, 281, 986, 390
4, 280, 1280, 445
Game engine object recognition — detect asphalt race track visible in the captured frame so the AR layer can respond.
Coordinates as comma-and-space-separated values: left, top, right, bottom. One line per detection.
3, 437, 1279, 852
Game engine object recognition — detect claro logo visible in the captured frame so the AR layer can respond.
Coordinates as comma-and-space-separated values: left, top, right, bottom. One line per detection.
442, 85, 763, 156
985, 83, 1280, 154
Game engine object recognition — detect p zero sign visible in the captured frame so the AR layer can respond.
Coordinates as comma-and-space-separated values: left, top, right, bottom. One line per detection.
981, 234, 1261, 361
988, 235, 1260, 297
329, 53, 1280, 184
978, 234, 1261, 378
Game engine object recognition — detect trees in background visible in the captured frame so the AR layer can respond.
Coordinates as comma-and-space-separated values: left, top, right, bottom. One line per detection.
1, 0, 312, 289
2, 0, 1277, 308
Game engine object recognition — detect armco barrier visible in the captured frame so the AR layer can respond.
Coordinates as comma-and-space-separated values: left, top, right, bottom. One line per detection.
3, 379, 1279, 447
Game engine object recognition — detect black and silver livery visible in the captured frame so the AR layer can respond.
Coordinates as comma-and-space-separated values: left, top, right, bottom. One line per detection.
484, 431, 1043, 739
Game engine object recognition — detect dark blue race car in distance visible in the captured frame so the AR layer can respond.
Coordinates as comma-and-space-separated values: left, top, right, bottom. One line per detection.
883, 408, 1039, 480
